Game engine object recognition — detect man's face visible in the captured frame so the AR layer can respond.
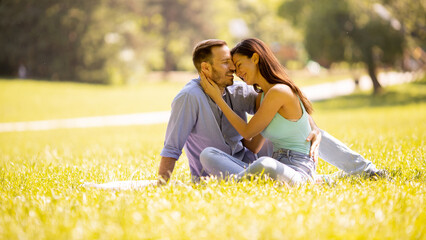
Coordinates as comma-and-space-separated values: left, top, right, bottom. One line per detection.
209, 45, 236, 89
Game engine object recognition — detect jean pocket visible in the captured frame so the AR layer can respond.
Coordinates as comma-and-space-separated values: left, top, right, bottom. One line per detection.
275, 155, 291, 165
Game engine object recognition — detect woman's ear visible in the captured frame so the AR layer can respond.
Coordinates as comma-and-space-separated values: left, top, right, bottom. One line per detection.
252, 53, 259, 65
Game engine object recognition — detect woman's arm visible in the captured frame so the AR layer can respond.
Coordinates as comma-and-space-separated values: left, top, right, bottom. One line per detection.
242, 94, 266, 153
200, 74, 286, 140
242, 134, 266, 154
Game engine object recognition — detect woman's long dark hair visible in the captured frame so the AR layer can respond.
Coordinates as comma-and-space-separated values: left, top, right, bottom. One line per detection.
231, 38, 313, 114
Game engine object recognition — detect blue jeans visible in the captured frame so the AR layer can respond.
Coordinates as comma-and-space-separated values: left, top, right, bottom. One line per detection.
318, 130, 378, 175
256, 130, 378, 175
199, 130, 379, 183
200, 147, 314, 186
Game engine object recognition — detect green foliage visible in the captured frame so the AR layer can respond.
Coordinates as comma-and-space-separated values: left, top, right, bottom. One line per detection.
0, 0, 213, 83
228, 0, 305, 65
0, 0, 311, 83
303, 0, 352, 68
278, 0, 407, 93
353, 15, 405, 65
379, 0, 426, 48
0, 0, 99, 80
0, 80, 425, 239
231, 0, 297, 42
140, 0, 214, 72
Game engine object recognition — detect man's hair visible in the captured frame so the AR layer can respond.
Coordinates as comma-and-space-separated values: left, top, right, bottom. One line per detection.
192, 39, 227, 72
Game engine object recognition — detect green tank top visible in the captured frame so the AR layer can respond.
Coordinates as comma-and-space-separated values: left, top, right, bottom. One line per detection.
260, 93, 312, 155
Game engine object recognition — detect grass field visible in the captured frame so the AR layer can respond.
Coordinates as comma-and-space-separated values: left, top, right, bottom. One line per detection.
0, 79, 187, 122
0, 71, 349, 123
0, 77, 425, 239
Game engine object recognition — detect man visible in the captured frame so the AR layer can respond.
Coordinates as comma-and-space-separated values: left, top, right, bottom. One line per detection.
158, 39, 383, 184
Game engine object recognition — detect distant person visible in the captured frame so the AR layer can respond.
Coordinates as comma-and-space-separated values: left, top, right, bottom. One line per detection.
18, 64, 27, 79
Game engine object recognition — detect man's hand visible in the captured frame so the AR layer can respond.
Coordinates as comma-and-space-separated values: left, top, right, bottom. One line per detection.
157, 157, 177, 186
306, 128, 321, 165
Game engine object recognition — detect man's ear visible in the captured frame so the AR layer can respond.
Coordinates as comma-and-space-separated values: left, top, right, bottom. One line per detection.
201, 62, 212, 76
252, 53, 259, 64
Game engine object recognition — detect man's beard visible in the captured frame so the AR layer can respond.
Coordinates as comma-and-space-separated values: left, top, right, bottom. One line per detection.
211, 67, 232, 88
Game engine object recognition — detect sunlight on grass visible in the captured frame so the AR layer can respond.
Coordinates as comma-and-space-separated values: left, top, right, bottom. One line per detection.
0, 79, 425, 239
289, 70, 353, 87
0, 79, 186, 122
0, 70, 354, 123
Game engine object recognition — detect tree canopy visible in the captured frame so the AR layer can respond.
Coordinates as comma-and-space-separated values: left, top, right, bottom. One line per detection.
279, 0, 407, 93
0, 0, 420, 85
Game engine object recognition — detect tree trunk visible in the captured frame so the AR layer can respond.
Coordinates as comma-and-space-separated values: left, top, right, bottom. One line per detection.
163, 45, 174, 73
367, 62, 382, 94
162, 46, 173, 81
161, 0, 175, 76
365, 49, 382, 94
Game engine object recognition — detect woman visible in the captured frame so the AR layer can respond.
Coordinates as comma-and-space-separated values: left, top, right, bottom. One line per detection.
200, 38, 315, 186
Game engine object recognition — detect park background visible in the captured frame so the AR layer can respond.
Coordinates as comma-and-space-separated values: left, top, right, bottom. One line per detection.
0, 0, 425, 239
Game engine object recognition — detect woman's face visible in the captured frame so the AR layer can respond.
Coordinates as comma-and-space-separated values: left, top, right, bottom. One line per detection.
232, 53, 257, 85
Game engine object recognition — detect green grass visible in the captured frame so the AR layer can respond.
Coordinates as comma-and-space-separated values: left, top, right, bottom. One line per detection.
0, 77, 425, 239
0, 70, 353, 123
0, 79, 186, 122
289, 70, 353, 87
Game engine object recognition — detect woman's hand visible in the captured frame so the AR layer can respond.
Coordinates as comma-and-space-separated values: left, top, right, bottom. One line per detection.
306, 128, 321, 165
200, 71, 222, 102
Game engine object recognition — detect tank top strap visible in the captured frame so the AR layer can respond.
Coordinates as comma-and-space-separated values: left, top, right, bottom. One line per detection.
298, 96, 306, 114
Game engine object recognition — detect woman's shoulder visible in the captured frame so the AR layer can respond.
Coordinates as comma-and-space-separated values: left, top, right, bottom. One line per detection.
267, 84, 294, 99
271, 83, 293, 93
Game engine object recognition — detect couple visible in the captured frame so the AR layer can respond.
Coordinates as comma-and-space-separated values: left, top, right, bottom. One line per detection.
85, 38, 384, 190
158, 38, 385, 186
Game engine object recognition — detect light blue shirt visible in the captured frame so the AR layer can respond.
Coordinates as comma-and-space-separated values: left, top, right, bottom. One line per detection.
160, 78, 259, 178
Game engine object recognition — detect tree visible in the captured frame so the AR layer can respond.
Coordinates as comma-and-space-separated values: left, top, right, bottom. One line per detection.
278, 0, 406, 94
0, 0, 104, 81
352, 14, 405, 93
140, 0, 214, 74
302, 1, 352, 68
379, 0, 425, 48
0, 0, 157, 84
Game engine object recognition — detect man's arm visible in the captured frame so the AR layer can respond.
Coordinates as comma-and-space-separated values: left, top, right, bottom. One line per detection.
157, 156, 177, 185
158, 89, 199, 185
306, 115, 322, 163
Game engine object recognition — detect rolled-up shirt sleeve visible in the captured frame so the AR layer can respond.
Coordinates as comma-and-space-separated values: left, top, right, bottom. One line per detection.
160, 92, 198, 160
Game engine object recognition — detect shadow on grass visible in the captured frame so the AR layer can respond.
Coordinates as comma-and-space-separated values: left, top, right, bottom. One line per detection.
313, 77, 426, 110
